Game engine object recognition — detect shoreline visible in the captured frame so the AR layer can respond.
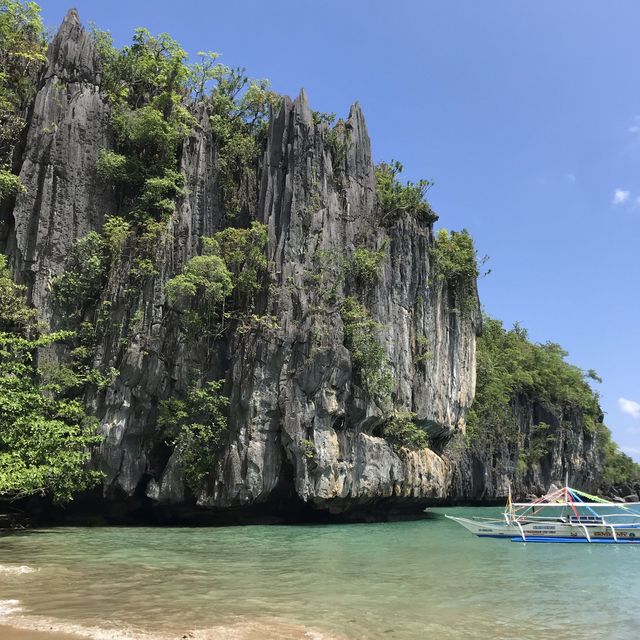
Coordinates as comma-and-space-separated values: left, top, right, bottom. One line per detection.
0, 616, 341, 640
0, 626, 84, 640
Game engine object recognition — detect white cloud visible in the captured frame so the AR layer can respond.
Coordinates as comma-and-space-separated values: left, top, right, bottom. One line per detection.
629, 125, 640, 135
618, 397, 640, 419
613, 189, 630, 205
567, 173, 576, 183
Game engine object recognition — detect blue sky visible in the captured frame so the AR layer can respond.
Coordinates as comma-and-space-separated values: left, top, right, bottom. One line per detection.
40, 1, 640, 460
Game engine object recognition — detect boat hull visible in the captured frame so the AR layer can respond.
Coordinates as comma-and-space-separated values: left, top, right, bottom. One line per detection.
445, 515, 640, 543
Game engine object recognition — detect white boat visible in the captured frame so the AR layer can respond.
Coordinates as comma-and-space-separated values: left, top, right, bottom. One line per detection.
445, 484, 640, 544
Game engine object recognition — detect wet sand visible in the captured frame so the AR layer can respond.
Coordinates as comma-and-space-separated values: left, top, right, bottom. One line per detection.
0, 626, 82, 640
0, 620, 336, 640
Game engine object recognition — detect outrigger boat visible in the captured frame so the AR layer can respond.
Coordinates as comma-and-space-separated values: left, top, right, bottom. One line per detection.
445, 483, 640, 544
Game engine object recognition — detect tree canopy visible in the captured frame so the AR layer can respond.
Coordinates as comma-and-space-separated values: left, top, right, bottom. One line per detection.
0, 256, 103, 502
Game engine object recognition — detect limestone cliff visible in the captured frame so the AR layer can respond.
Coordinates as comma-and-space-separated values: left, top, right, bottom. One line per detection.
448, 398, 603, 501
2, 11, 604, 521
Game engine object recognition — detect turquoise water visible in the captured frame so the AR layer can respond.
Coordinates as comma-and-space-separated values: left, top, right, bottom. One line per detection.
1, 507, 639, 639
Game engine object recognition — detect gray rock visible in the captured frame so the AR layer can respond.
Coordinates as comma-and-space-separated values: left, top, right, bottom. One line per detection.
2, 10, 605, 520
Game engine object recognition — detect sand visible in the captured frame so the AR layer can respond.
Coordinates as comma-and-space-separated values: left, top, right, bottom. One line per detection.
0, 626, 83, 640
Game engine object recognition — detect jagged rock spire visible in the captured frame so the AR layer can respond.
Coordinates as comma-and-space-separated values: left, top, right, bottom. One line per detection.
46, 8, 100, 83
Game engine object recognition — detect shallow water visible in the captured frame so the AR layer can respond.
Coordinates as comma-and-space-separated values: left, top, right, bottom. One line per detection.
1, 507, 639, 639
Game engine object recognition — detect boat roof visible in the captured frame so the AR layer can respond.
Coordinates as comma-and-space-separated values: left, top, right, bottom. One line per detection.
510, 485, 640, 518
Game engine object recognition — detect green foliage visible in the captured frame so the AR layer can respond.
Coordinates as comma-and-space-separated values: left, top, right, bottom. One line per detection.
415, 334, 432, 365
96, 149, 128, 183
92, 26, 193, 224
467, 316, 603, 466
351, 245, 386, 285
52, 232, 108, 312
102, 215, 131, 258
383, 412, 429, 452
430, 229, 479, 315
166, 254, 233, 309
597, 424, 640, 486
340, 296, 392, 403
299, 438, 316, 460
166, 223, 268, 351
186, 51, 224, 99
0, 254, 36, 331
0, 0, 46, 203
92, 21, 279, 242
94, 27, 190, 110
158, 380, 229, 492
325, 118, 350, 176
312, 110, 336, 126
132, 168, 186, 222
205, 221, 268, 308
0, 254, 103, 501
0, 170, 24, 200
375, 160, 435, 223
207, 70, 280, 217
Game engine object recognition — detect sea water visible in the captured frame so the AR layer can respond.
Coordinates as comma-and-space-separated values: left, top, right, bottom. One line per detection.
0, 507, 638, 639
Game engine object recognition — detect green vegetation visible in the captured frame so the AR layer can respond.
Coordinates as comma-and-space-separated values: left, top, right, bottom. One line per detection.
375, 160, 436, 223
158, 380, 229, 492
166, 222, 268, 346
430, 229, 479, 315
0, 255, 102, 501
326, 118, 350, 177
52, 232, 108, 313
598, 425, 640, 486
0, 0, 46, 201
92, 27, 191, 225
92, 25, 279, 226
351, 245, 386, 285
312, 110, 336, 126
415, 334, 432, 365
340, 296, 392, 404
206, 69, 279, 218
467, 316, 603, 467
383, 412, 429, 452
52, 215, 134, 313
165, 255, 233, 311
299, 438, 316, 460
204, 221, 268, 309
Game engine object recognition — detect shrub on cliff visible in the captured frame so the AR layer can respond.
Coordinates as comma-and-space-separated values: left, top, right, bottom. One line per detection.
0, 255, 103, 502
597, 424, 640, 486
375, 160, 436, 224
158, 380, 229, 493
0, 0, 46, 202
340, 296, 392, 404
430, 229, 479, 316
467, 316, 604, 471
351, 245, 386, 286
383, 412, 429, 452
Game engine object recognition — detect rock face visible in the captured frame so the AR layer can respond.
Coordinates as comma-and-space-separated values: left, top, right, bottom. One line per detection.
4, 9, 115, 318
2, 12, 603, 521
448, 397, 603, 501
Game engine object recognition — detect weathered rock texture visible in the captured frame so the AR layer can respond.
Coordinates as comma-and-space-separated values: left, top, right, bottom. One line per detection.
2, 11, 603, 521
447, 398, 603, 501
4, 9, 115, 318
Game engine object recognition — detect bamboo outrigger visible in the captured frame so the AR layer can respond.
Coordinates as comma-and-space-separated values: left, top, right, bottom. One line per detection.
446, 483, 640, 543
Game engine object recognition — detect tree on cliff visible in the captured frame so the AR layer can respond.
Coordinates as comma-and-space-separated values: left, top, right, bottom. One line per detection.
0, 256, 103, 502
0, 0, 46, 202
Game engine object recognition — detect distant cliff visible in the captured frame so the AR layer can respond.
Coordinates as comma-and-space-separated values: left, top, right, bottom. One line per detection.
0, 9, 609, 522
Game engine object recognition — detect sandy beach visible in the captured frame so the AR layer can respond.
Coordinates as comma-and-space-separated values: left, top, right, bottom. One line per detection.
0, 627, 83, 640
